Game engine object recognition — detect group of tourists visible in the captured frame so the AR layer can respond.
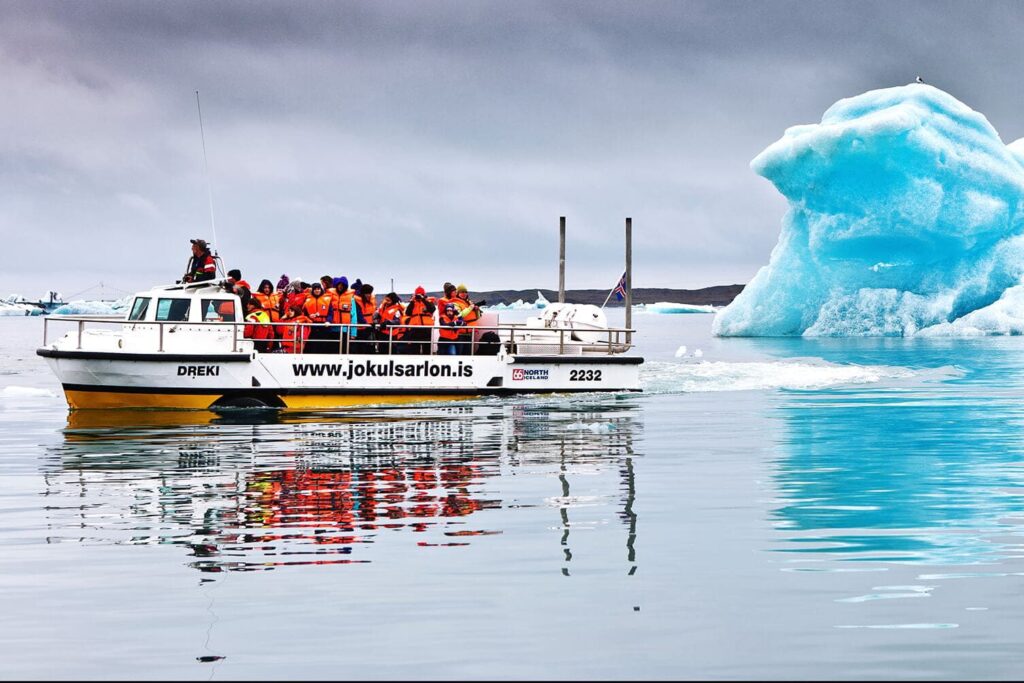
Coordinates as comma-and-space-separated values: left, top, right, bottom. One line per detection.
182, 238, 487, 355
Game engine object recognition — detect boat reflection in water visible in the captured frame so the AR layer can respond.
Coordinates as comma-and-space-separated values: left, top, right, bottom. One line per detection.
44, 398, 641, 574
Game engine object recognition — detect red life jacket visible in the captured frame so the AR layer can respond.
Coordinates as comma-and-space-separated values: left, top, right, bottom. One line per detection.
280, 313, 312, 353
244, 310, 274, 341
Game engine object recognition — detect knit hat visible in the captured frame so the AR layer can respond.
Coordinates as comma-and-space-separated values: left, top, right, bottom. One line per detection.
456, 283, 468, 293
414, 285, 426, 296
276, 274, 290, 291
352, 279, 362, 292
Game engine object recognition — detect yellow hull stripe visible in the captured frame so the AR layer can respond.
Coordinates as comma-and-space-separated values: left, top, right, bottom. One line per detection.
280, 394, 473, 409
63, 389, 476, 411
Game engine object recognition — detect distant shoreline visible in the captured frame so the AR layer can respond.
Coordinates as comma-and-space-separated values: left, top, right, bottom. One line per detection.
439, 285, 745, 307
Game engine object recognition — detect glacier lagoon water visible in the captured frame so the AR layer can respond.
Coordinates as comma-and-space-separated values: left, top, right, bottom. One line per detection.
3, 311, 1024, 679
716, 84, 1024, 337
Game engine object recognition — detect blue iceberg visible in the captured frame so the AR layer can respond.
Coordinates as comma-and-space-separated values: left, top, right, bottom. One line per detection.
714, 84, 1024, 337
50, 296, 132, 317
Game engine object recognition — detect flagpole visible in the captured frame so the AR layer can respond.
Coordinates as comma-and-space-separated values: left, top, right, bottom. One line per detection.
601, 286, 615, 310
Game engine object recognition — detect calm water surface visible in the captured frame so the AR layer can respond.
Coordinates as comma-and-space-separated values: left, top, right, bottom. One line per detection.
2, 312, 1024, 679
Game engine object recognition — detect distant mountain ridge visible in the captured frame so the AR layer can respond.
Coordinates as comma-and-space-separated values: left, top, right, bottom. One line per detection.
415, 285, 744, 307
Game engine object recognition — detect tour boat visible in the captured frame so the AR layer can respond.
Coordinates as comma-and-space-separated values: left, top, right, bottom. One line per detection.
37, 282, 643, 410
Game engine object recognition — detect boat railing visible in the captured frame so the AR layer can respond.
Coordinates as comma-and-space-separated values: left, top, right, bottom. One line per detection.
41, 316, 637, 357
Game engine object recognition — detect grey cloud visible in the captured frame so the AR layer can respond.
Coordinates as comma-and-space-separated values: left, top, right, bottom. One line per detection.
3, 0, 1024, 297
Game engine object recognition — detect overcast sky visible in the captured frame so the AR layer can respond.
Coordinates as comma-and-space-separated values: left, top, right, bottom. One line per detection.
3, 0, 1024, 298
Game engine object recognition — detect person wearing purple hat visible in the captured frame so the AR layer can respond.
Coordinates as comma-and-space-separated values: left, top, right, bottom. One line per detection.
276, 274, 290, 292
329, 276, 356, 352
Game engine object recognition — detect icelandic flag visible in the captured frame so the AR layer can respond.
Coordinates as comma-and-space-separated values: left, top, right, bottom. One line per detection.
612, 271, 627, 301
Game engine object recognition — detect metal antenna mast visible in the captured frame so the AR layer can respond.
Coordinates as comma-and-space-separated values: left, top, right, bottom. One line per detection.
195, 90, 222, 273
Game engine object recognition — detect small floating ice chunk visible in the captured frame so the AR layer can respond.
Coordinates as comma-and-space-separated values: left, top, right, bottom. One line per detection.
2, 386, 57, 398
674, 345, 687, 358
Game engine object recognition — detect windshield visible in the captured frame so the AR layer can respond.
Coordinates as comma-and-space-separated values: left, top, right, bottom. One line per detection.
128, 297, 151, 321
155, 298, 191, 322
202, 299, 236, 322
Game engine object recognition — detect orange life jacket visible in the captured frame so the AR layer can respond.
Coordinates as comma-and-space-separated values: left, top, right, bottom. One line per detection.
453, 296, 480, 335
357, 295, 376, 326
377, 302, 406, 339
404, 298, 435, 327
331, 289, 355, 325
438, 309, 462, 340
304, 292, 332, 322
253, 292, 280, 322
280, 313, 312, 353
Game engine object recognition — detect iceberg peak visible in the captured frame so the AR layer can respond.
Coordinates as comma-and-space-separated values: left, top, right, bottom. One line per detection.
714, 83, 1024, 337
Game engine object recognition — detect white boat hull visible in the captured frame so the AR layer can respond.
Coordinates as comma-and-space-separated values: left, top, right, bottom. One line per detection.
39, 349, 642, 410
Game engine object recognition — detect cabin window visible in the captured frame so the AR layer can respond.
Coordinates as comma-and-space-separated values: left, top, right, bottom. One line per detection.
155, 298, 191, 322
202, 299, 236, 322
128, 297, 151, 321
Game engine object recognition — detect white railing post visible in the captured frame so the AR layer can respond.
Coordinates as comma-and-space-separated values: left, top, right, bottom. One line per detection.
158, 323, 164, 352
76, 320, 83, 350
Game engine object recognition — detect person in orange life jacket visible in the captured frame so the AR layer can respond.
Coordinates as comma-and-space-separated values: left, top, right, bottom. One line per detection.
328, 276, 357, 353
452, 284, 481, 352
438, 302, 464, 356
319, 275, 339, 312
224, 269, 251, 293
243, 297, 274, 353
352, 283, 378, 353
279, 302, 312, 354
254, 279, 281, 323
437, 282, 457, 311
303, 282, 332, 322
305, 281, 337, 354
375, 292, 406, 350
402, 285, 436, 355
182, 238, 217, 283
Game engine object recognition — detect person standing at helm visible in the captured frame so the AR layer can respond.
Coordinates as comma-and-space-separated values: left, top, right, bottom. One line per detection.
182, 238, 217, 283
403, 285, 436, 355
